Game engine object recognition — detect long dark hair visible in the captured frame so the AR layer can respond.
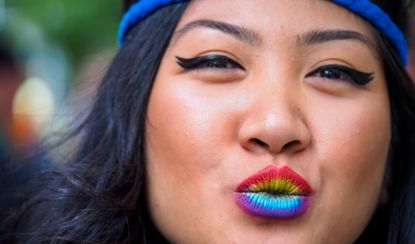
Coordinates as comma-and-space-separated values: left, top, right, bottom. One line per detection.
5, 1, 415, 243
5, 2, 189, 243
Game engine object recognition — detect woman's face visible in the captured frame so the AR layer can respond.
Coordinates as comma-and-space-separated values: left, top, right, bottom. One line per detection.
145, 0, 391, 243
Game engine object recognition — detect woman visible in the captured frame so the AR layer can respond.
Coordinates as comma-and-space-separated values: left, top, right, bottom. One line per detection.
8, 0, 415, 243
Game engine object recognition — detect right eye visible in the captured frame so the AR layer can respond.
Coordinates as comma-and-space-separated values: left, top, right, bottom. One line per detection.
176, 54, 245, 71
306, 64, 374, 86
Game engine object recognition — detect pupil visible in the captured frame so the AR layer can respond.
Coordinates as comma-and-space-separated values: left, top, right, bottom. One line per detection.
322, 69, 340, 79
209, 60, 226, 68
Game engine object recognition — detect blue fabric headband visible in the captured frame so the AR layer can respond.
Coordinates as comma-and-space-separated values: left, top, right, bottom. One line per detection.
118, 0, 408, 66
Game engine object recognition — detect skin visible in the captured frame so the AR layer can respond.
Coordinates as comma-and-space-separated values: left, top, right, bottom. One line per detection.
145, 0, 391, 243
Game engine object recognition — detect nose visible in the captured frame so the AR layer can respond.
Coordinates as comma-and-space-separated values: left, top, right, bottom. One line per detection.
238, 85, 311, 155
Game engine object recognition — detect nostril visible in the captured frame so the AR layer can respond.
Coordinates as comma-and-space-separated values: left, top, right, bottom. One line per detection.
248, 138, 303, 154
282, 140, 302, 152
249, 138, 269, 149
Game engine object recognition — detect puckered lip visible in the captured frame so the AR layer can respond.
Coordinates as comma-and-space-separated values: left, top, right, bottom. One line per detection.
235, 165, 313, 196
233, 165, 313, 219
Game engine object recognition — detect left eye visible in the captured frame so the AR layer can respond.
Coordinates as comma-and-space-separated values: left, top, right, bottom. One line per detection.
307, 64, 374, 86
176, 54, 245, 71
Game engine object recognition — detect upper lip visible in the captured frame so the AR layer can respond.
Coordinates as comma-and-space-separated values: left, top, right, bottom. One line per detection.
236, 165, 312, 196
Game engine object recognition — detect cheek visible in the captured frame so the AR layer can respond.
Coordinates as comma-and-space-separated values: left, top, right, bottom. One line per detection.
144, 77, 242, 241
146, 80, 235, 178
309, 95, 391, 241
317, 101, 390, 176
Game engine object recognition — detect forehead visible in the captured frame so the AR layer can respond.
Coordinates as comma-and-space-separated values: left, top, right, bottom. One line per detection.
179, 0, 376, 42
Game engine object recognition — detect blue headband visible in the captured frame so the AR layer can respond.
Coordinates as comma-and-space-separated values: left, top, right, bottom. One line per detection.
118, 0, 408, 66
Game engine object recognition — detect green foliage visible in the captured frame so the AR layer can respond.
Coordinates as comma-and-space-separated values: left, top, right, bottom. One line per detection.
6, 0, 120, 67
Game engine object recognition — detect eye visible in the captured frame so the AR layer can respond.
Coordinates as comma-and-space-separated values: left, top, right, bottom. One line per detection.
307, 64, 374, 86
176, 54, 245, 71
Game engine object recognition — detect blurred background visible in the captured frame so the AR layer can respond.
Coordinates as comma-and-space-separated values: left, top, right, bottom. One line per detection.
0, 0, 122, 223
0, 0, 120, 157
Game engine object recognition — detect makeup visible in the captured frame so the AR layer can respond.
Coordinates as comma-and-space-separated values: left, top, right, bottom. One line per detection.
176, 55, 245, 71
234, 165, 312, 219
307, 64, 374, 86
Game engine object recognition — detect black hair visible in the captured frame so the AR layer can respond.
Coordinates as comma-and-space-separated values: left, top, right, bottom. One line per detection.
4, 2, 189, 243
4, 1, 415, 243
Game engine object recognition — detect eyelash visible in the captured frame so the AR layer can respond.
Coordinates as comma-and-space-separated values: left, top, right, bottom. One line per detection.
176, 55, 373, 86
176, 54, 245, 71
306, 64, 374, 86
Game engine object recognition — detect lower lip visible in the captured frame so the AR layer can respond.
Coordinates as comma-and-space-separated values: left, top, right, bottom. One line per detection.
234, 166, 312, 219
234, 192, 311, 218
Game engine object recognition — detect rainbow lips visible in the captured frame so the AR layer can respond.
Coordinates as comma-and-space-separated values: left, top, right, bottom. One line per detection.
234, 165, 312, 219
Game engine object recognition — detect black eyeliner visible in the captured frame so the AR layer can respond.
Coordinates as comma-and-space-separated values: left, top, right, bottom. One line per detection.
321, 64, 374, 86
176, 56, 206, 69
176, 54, 245, 70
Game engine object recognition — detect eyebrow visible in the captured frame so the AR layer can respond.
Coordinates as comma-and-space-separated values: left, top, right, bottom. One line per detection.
172, 19, 262, 46
298, 29, 378, 53
172, 21, 378, 58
